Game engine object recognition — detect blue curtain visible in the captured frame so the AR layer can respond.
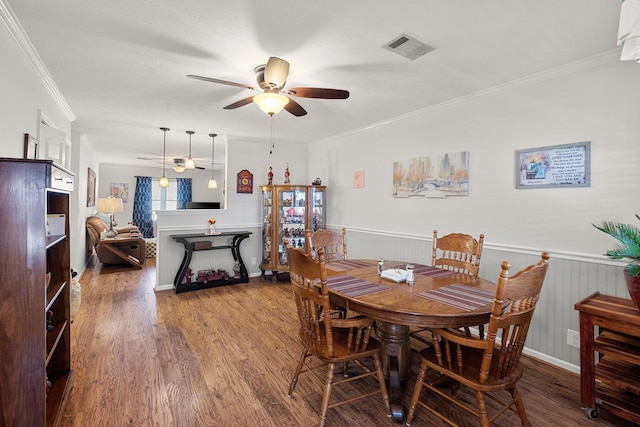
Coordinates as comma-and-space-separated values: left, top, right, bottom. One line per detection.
132, 176, 154, 238
176, 178, 192, 209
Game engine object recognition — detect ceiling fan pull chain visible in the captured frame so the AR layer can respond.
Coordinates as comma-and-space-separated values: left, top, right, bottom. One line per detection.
270, 113, 275, 154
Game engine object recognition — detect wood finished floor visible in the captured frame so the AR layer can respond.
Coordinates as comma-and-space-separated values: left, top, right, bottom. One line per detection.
60, 258, 635, 427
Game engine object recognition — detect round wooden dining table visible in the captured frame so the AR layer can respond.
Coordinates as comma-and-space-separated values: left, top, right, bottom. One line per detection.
324, 259, 497, 422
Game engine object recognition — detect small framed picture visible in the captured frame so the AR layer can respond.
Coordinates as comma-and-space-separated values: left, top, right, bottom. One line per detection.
87, 168, 96, 207
23, 133, 38, 159
354, 170, 365, 188
237, 169, 253, 193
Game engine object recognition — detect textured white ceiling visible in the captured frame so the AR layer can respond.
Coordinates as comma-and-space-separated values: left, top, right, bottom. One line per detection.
6, 0, 622, 167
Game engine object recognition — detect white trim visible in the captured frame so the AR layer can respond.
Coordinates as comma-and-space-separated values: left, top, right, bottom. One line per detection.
333, 224, 625, 267
0, 0, 75, 121
524, 347, 580, 375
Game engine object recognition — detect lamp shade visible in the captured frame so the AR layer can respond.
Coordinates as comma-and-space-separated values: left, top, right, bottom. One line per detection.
97, 197, 123, 214
208, 178, 218, 189
159, 176, 169, 188
253, 92, 289, 115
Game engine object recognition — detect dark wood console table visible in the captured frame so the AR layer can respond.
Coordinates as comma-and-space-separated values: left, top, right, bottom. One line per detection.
575, 292, 640, 423
171, 231, 252, 294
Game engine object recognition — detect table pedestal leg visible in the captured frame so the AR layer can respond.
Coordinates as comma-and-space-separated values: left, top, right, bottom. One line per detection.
376, 322, 410, 423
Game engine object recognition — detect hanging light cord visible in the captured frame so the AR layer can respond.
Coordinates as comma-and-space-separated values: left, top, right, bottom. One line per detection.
210, 134, 216, 179
160, 127, 169, 174
270, 113, 275, 154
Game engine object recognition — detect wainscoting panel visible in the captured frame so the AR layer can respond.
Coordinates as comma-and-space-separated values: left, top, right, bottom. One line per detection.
341, 227, 629, 370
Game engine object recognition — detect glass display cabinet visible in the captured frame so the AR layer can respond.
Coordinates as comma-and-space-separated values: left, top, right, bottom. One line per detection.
260, 184, 326, 280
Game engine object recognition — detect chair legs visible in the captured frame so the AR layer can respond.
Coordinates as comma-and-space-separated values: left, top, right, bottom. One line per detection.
510, 386, 530, 427
288, 347, 390, 427
405, 359, 426, 426
475, 390, 490, 427
287, 347, 308, 397
319, 363, 337, 427
406, 359, 530, 427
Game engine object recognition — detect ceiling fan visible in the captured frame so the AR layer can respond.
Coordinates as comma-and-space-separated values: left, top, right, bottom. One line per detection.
172, 158, 205, 172
187, 57, 349, 117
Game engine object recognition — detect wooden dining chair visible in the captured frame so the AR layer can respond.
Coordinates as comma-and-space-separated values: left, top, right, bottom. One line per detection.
432, 229, 485, 276
405, 252, 550, 427
411, 230, 486, 347
285, 246, 390, 427
305, 227, 347, 262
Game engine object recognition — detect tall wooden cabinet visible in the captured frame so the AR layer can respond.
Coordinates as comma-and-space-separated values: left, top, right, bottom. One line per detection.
259, 184, 326, 279
0, 158, 74, 426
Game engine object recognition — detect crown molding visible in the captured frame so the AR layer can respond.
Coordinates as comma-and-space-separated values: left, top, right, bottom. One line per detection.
0, 0, 75, 121
312, 49, 620, 146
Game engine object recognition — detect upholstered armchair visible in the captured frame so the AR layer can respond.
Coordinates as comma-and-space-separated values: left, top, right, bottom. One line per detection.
86, 214, 145, 265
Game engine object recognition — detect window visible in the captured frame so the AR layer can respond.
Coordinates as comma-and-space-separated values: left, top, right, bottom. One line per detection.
152, 178, 178, 210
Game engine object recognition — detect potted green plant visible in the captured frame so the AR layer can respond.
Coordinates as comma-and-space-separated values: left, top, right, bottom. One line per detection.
593, 214, 640, 309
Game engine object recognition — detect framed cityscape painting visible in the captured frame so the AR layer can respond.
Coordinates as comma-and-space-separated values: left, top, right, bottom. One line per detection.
393, 151, 469, 198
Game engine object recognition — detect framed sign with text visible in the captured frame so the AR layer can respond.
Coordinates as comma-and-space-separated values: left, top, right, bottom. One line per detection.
515, 141, 591, 189
237, 169, 253, 193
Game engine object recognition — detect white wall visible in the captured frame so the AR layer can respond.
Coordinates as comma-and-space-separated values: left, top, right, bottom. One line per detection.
70, 132, 100, 273
308, 53, 640, 257
0, 16, 71, 156
0, 15, 97, 275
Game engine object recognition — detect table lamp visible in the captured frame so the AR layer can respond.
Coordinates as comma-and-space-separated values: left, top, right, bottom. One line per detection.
97, 197, 123, 238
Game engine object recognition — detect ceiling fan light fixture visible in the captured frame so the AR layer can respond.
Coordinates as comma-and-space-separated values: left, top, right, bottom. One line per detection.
618, 0, 640, 61
173, 158, 186, 173
253, 92, 289, 115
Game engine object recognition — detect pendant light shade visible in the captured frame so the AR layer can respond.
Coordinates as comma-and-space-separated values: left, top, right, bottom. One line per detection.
208, 133, 218, 189
185, 130, 195, 169
253, 91, 289, 115
159, 127, 170, 188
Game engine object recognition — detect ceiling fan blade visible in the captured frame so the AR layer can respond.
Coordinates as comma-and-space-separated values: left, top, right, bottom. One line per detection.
264, 57, 290, 88
187, 75, 257, 91
286, 87, 350, 99
195, 166, 206, 170
284, 98, 307, 116
223, 96, 255, 110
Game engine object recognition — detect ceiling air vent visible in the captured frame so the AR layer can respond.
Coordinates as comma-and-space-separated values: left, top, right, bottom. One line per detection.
382, 33, 435, 60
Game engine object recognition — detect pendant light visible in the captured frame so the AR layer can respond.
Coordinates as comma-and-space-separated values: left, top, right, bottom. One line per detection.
159, 127, 170, 188
185, 130, 195, 169
208, 133, 218, 189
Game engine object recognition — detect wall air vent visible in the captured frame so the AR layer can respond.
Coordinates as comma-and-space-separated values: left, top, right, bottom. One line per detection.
382, 33, 435, 60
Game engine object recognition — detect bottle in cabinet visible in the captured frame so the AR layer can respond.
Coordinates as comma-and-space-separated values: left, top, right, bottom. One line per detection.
260, 184, 325, 281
